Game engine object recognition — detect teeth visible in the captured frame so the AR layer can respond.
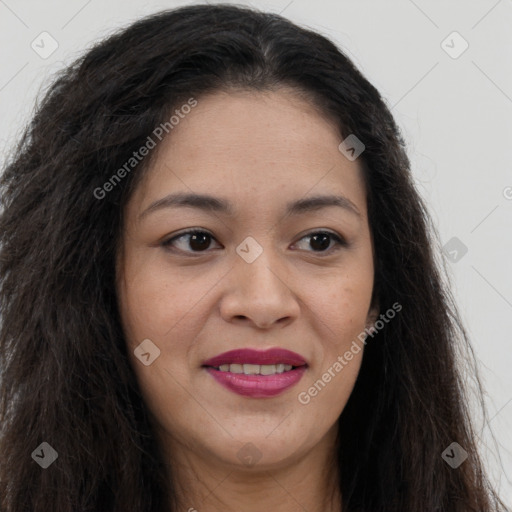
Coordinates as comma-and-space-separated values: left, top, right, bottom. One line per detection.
243, 364, 260, 374
216, 363, 294, 375
229, 363, 243, 374
260, 364, 278, 375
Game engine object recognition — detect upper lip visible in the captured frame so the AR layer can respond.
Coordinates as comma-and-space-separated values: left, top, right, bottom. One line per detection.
203, 348, 307, 367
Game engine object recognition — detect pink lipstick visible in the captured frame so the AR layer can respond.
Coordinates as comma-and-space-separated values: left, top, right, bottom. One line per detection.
202, 348, 307, 398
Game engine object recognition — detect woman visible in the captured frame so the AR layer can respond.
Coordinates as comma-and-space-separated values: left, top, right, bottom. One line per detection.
0, 4, 508, 511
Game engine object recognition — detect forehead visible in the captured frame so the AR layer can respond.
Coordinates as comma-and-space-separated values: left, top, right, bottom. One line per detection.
128, 88, 367, 220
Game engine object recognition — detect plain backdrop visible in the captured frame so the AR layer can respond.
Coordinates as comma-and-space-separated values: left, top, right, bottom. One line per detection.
0, 0, 511, 506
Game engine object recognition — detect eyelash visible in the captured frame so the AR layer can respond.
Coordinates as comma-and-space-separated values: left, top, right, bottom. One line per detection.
160, 229, 348, 256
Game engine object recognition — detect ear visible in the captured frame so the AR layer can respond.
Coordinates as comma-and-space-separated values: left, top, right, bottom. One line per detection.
365, 299, 379, 328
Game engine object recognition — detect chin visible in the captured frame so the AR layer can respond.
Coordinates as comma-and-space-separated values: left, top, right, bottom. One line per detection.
214, 432, 309, 470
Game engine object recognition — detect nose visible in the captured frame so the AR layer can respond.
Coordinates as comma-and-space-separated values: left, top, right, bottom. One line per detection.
219, 246, 300, 329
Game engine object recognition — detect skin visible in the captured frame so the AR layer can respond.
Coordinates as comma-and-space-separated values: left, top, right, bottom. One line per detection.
116, 87, 379, 512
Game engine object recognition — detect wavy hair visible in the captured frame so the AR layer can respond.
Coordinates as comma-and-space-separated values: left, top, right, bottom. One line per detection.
0, 4, 508, 511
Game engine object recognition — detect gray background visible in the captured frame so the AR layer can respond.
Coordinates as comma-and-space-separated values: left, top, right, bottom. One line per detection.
0, 0, 511, 505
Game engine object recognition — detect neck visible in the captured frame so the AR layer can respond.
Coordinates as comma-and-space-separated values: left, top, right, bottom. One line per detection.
161, 424, 342, 512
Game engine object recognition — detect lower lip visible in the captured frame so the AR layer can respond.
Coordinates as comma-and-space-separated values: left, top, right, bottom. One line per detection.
204, 366, 307, 398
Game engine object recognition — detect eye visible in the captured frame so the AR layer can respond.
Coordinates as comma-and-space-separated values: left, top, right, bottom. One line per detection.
161, 229, 219, 254
160, 229, 347, 255
293, 231, 347, 254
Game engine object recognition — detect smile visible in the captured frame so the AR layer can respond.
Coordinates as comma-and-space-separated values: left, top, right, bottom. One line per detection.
202, 348, 308, 397
213, 363, 295, 375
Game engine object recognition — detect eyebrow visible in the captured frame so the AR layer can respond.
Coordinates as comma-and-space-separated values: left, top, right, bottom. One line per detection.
139, 192, 361, 220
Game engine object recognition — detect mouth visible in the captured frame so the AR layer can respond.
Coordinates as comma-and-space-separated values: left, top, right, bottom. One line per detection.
207, 362, 303, 375
202, 348, 308, 398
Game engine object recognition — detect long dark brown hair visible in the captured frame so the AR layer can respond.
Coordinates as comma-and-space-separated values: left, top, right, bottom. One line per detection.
0, 4, 508, 511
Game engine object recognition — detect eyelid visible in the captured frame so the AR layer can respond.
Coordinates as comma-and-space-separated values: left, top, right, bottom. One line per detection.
161, 228, 220, 253
293, 230, 347, 250
161, 228, 347, 256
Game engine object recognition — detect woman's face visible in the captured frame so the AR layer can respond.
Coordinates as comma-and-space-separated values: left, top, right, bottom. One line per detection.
117, 88, 378, 471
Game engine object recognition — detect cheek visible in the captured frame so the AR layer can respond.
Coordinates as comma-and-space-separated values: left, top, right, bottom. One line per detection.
317, 268, 374, 342
299, 281, 369, 413
118, 254, 207, 342
118, 262, 196, 428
